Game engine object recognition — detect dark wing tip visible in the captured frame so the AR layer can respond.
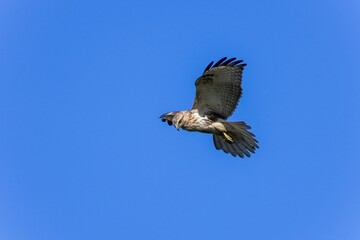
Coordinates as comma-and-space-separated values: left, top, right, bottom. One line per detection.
230, 60, 246, 67
204, 57, 246, 72
212, 57, 228, 68
221, 57, 236, 66
203, 61, 214, 73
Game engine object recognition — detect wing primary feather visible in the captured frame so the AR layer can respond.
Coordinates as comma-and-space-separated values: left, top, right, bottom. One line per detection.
221, 57, 236, 66
230, 60, 244, 66
203, 61, 214, 73
212, 57, 227, 68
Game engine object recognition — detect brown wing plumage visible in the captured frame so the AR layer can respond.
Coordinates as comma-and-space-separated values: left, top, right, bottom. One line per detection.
192, 57, 246, 119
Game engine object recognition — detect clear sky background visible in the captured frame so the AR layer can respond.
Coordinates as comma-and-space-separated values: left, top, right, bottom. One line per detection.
1, 0, 360, 239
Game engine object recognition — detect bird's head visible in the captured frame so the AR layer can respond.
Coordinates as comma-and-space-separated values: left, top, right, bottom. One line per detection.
172, 112, 184, 130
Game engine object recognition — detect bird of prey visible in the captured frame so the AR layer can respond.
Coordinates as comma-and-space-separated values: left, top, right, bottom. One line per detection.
160, 57, 258, 158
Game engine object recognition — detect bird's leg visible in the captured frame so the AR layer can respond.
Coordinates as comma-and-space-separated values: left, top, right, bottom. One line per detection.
223, 132, 234, 143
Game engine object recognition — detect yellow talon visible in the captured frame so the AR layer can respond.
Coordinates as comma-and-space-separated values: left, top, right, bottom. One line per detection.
223, 132, 233, 143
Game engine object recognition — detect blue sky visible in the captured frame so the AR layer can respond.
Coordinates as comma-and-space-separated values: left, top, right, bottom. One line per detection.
1, 0, 360, 239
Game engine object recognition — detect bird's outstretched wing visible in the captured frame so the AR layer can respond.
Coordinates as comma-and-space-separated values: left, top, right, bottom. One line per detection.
192, 57, 246, 119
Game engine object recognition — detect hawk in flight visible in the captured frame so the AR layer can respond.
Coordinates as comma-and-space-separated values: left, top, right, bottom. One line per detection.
160, 57, 258, 158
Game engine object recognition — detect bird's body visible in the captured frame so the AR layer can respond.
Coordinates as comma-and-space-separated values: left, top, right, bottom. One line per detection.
169, 109, 222, 134
160, 57, 258, 158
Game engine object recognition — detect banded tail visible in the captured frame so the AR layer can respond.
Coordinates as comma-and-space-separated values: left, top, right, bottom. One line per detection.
213, 121, 258, 158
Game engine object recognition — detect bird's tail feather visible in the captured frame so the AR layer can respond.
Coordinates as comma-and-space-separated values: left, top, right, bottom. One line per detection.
213, 121, 258, 158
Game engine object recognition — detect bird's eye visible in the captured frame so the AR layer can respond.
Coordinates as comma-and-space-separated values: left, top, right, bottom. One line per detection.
167, 120, 173, 126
